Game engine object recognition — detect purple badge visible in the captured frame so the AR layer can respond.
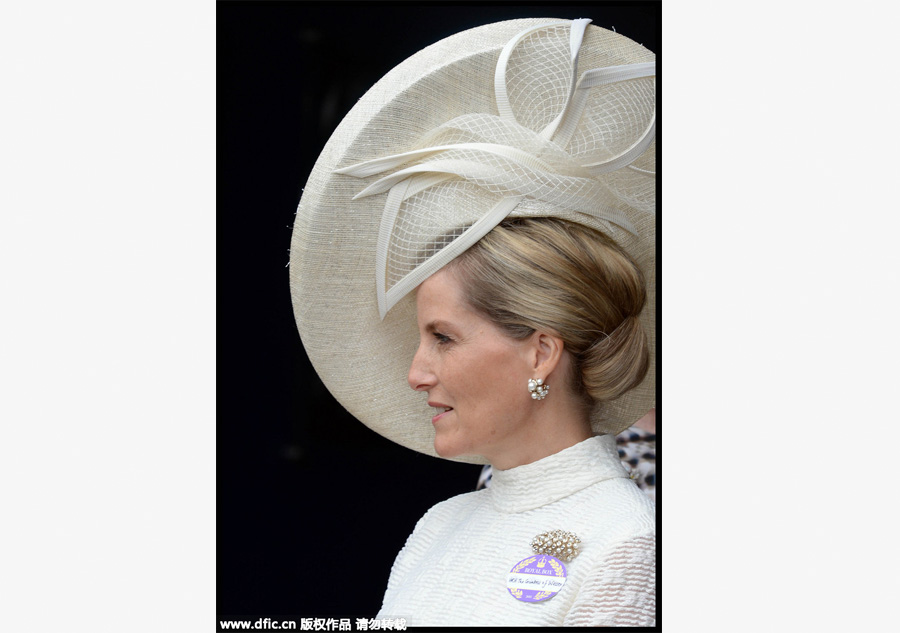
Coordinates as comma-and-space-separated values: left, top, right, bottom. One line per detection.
507, 555, 568, 602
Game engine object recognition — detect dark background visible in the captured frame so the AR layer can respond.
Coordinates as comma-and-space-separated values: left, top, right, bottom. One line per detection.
218, 1, 659, 621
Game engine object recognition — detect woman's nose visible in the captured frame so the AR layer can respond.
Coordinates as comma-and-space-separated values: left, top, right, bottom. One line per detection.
407, 345, 435, 391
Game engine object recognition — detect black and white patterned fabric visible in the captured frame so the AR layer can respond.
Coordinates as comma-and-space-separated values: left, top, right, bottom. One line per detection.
614, 425, 656, 503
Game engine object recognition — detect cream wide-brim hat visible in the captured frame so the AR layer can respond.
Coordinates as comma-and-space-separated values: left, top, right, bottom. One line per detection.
290, 18, 656, 465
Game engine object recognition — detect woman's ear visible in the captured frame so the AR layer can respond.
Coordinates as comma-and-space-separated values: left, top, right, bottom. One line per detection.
529, 330, 566, 377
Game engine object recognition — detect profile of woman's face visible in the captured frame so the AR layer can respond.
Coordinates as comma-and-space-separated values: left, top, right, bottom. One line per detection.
408, 267, 540, 465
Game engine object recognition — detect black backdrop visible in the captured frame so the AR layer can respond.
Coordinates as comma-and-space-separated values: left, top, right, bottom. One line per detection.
218, 1, 660, 622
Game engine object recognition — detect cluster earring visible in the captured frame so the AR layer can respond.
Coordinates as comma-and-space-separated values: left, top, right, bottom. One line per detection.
528, 378, 549, 400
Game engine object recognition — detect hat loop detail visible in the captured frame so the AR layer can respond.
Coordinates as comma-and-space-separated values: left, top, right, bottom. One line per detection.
334, 19, 656, 319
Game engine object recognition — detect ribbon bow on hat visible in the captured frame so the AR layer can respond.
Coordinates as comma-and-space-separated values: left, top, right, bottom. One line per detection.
334, 19, 656, 319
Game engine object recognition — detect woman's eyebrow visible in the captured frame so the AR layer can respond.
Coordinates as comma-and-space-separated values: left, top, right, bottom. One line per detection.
424, 320, 453, 333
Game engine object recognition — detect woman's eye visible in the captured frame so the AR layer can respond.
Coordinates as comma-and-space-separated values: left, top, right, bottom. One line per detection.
433, 332, 452, 345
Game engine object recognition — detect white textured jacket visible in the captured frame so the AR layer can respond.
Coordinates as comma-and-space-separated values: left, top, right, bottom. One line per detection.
378, 435, 656, 626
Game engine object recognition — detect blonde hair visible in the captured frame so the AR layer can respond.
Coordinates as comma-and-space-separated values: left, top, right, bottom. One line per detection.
447, 218, 649, 407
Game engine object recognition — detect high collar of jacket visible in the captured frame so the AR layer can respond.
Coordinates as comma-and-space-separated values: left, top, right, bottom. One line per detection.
487, 434, 629, 513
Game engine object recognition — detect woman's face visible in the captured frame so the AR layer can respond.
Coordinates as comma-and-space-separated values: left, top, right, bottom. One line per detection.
408, 267, 538, 465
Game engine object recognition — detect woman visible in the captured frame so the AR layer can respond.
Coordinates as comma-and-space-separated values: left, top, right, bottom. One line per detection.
290, 17, 656, 626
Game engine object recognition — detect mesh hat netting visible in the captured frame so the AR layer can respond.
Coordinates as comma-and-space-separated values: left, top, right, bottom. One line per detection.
290, 18, 656, 464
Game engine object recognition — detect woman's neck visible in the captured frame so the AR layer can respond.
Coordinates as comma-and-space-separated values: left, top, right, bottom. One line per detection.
488, 397, 593, 470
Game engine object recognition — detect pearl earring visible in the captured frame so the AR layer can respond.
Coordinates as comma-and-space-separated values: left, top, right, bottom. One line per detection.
528, 378, 549, 400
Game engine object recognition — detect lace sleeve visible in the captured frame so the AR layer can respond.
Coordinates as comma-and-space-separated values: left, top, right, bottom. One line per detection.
563, 534, 656, 627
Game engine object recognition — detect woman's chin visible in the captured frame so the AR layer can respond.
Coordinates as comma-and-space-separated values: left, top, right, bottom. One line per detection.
432, 435, 464, 459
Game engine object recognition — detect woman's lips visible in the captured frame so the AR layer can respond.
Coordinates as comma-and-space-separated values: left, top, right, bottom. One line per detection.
430, 404, 453, 424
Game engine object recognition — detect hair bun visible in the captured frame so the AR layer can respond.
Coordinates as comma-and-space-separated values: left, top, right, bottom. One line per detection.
580, 314, 649, 405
